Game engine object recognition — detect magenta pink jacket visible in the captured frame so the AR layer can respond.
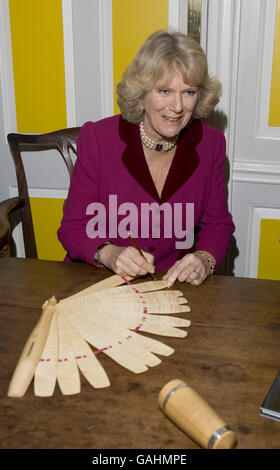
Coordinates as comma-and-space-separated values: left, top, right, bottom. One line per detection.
58, 115, 235, 271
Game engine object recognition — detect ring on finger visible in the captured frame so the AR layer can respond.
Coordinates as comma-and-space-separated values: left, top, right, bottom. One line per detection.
195, 271, 201, 280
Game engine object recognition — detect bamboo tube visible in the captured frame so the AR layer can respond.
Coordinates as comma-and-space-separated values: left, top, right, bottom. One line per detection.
7, 296, 57, 397
158, 379, 237, 449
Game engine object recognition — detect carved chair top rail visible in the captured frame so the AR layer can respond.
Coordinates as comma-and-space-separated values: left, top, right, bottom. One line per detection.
7, 127, 81, 179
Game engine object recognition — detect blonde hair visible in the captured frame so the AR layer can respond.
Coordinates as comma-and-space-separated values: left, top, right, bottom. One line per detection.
117, 30, 222, 124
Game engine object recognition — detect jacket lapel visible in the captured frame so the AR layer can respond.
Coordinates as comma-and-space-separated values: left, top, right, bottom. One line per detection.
119, 116, 202, 203
161, 119, 202, 202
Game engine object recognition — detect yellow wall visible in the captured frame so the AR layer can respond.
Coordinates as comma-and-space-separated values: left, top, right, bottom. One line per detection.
258, 218, 280, 280
112, 0, 169, 114
30, 197, 66, 261
9, 1, 68, 260
9, 0, 67, 133
269, 0, 280, 126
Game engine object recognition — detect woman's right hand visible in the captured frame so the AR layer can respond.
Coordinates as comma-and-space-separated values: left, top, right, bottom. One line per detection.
99, 243, 155, 278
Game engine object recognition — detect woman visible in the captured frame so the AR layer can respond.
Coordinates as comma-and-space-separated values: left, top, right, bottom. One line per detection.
58, 30, 235, 287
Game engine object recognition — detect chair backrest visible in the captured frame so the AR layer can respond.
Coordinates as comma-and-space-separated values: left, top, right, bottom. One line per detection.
7, 127, 81, 258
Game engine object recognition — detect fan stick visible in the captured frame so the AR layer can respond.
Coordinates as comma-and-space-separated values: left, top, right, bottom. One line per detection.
34, 310, 59, 397
56, 311, 81, 395
63, 306, 167, 373
128, 331, 174, 357
109, 313, 190, 337
60, 312, 110, 389
60, 274, 133, 302
7, 296, 57, 397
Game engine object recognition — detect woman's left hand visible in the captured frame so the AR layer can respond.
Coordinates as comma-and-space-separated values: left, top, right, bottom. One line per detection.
162, 253, 212, 288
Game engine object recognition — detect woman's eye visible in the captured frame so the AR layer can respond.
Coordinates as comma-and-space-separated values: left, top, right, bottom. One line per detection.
185, 90, 197, 96
159, 89, 170, 95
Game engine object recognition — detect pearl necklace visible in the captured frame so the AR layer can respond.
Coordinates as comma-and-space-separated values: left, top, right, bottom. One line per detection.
140, 121, 177, 152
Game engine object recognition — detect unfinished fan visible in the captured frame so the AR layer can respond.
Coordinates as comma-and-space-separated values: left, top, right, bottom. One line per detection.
8, 274, 191, 397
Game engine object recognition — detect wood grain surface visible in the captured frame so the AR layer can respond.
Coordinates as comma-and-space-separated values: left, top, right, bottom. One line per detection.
1, 257, 280, 449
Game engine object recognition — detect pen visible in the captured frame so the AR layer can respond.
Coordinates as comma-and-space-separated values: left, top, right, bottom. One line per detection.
128, 232, 156, 280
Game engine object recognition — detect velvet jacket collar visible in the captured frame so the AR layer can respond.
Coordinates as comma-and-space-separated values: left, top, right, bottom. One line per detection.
119, 116, 202, 203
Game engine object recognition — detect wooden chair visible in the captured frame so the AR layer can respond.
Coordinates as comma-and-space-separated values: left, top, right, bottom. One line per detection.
0, 127, 80, 258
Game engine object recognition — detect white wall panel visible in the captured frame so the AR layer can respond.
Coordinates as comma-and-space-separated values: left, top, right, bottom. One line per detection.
232, 181, 280, 277
62, 0, 77, 127
235, 0, 280, 162
72, 0, 104, 124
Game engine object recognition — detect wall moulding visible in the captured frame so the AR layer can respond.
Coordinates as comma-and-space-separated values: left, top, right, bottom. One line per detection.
233, 160, 280, 184
168, 0, 187, 33
205, 0, 242, 210
0, 0, 17, 136
62, 0, 77, 128
98, 0, 114, 118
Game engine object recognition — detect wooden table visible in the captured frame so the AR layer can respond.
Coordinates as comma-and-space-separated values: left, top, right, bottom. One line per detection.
1, 257, 280, 450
